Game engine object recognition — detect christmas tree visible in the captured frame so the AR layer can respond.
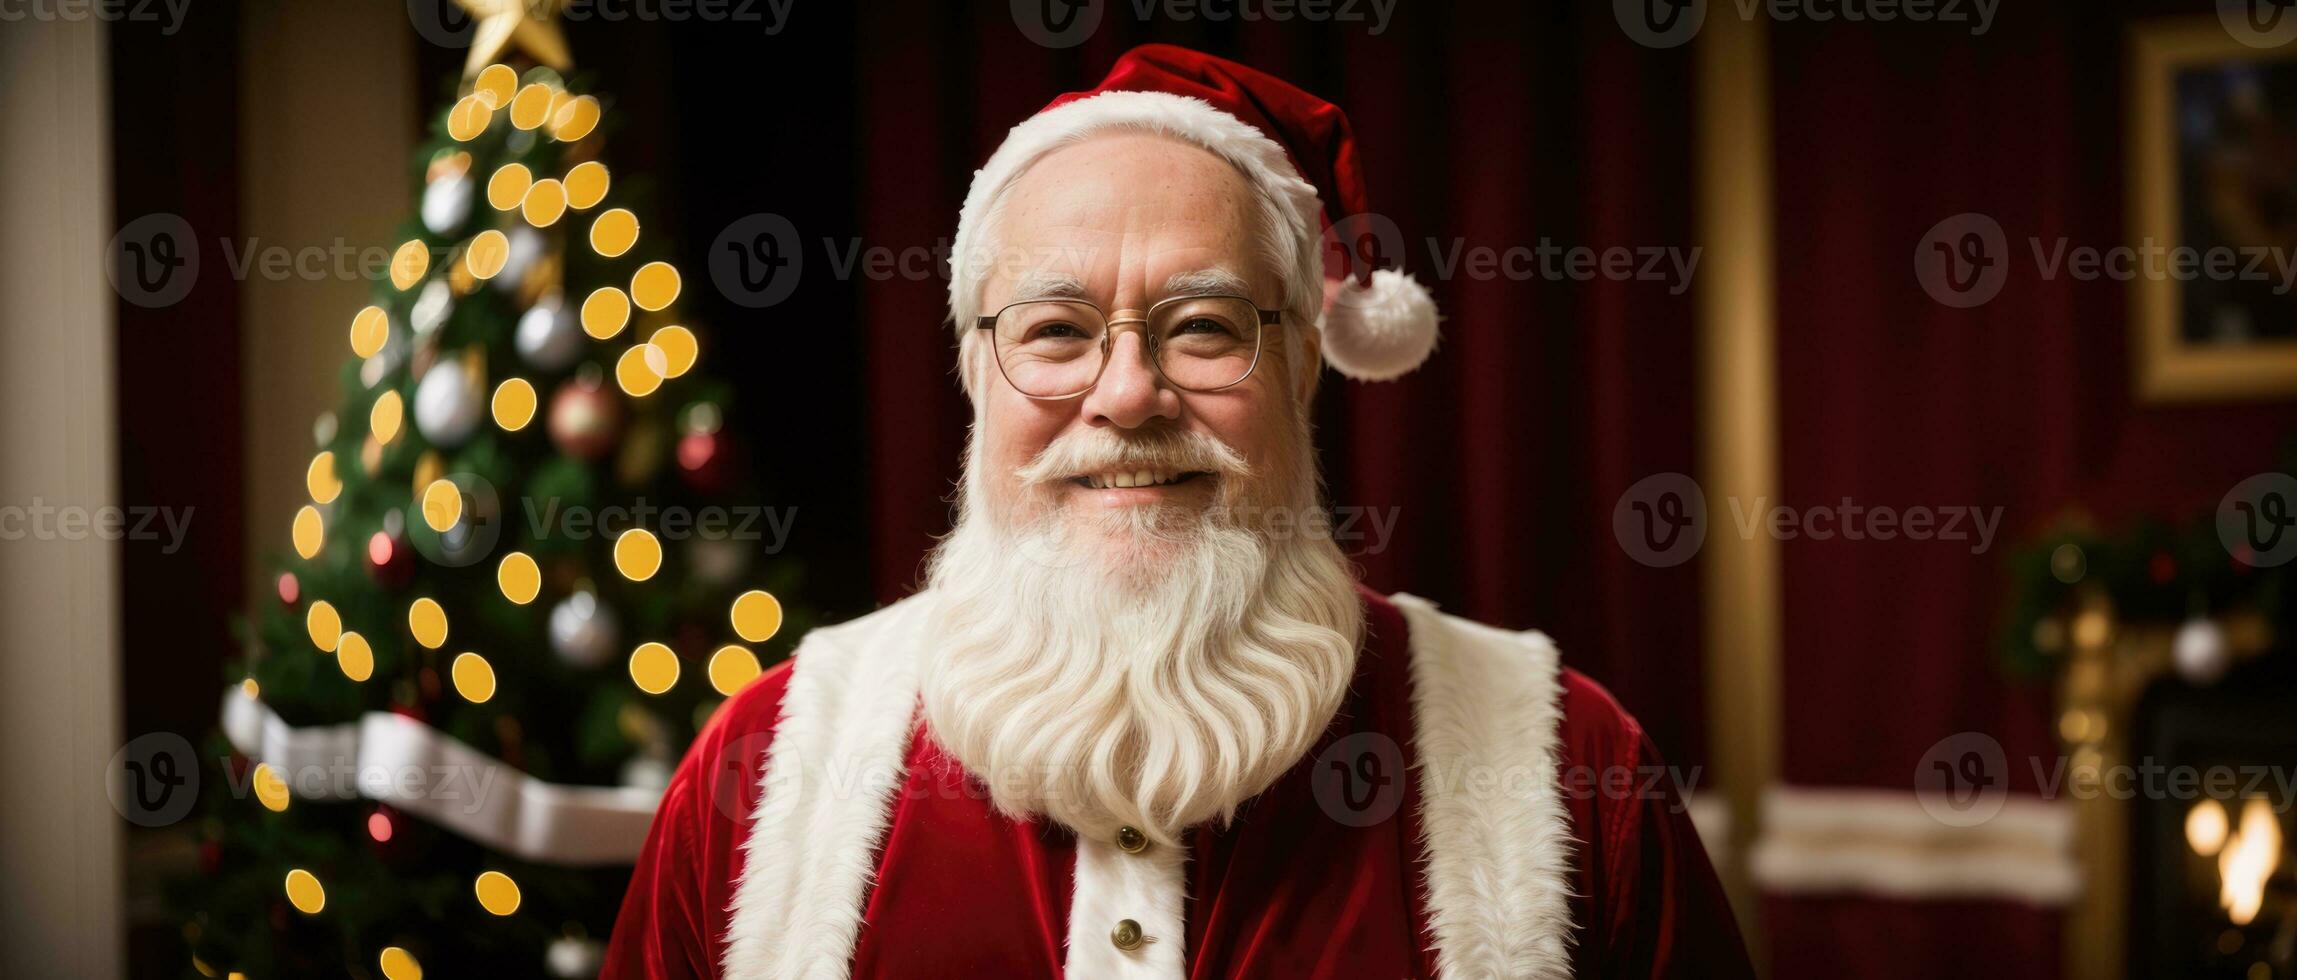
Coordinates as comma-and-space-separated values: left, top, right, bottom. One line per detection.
170, 25, 804, 979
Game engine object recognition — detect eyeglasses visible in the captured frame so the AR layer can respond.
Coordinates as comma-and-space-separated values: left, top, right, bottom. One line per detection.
975, 294, 1282, 400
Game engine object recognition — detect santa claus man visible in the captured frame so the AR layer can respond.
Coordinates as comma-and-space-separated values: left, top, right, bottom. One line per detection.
604, 44, 1751, 979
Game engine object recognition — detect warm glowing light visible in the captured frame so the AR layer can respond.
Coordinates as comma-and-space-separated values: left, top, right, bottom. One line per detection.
522, 177, 568, 227
493, 377, 537, 431
368, 810, 394, 843
629, 641, 679, 695
408, 597, 449, 649
497, 551, 541, 605
614, 528, 662, 580
630, 261, 681, 311
730, 590, 782, 644
350, 306, 389, 358
307, 451, 342, 504
336, 631, 374, 682
615, 343, 663, 397
474, 870, 522, 915
648, 325, 697, 378
473, 64, 517, 108
447, 93, 492, 141
306, 600, 342, 652
371, 389, 404, 444
508, 83, 553, 130
452, 652, 497, 704
2188, 798, 2230, 856
590, 208, 638, 257
292, 505, 325, 560
2219, 798, 2283, 926
581, 286, 630, 339
390, 240, 430, 290
550, 94, 600, 141
284, 868, 326, 914
253, 763, 290, 813
488, 163, 533, 210
465, 229, 510, 279
378, 944, 421, 980
564, 161, 610, 209
421, 478, 464, 532
708, 644, 762, 696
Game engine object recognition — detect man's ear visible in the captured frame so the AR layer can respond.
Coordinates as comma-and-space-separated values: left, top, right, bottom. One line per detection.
1290, 317, 1323, 406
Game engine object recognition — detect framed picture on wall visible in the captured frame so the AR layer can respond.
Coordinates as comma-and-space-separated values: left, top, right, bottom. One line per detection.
2129, 17, 2297, 401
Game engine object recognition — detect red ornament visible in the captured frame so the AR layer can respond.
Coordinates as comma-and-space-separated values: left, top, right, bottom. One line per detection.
367, 808, 394, 844
368, 530, 416, 590
676, 429, 734, 494
276, 572, 300, 606
548, 376, 625, 461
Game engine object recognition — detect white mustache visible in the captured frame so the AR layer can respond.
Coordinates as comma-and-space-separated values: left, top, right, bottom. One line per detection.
1014, 427, 1252, 488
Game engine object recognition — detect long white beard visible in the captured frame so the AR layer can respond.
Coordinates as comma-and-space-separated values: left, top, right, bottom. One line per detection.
918, 423, 1363, 845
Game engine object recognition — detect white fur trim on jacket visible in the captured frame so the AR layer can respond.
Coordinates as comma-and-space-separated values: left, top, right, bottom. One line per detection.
722, 596, 933, 980
719, 590, 1579, 978
1392, 592, 1578, 980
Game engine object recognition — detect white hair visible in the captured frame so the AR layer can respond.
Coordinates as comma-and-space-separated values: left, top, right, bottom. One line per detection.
917, 410, 1362, 845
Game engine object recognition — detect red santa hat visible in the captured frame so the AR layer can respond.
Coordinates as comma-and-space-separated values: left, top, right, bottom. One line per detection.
949, 44, 1441, 382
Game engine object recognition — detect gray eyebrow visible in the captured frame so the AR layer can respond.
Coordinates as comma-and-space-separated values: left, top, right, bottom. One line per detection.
1009, 270, 1089, 302
1162, 268, 1251, 299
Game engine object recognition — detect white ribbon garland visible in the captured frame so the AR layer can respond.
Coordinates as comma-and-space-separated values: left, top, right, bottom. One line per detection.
220, 686, 663, 866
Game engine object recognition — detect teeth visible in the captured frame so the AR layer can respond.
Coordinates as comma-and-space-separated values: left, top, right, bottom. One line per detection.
1084, 470, 1188, 489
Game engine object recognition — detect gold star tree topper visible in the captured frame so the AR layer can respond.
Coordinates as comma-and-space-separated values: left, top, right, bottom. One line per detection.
454, 0, 572, 79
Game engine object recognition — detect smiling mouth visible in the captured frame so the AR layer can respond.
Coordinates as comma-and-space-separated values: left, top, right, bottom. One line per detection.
1072, 470, 1210, 490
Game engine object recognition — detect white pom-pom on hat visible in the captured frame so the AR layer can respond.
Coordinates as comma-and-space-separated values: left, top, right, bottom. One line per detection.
1321, 268, 1441, 382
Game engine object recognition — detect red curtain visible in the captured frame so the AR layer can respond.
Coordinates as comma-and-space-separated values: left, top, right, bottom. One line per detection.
850, 4, 1711, 765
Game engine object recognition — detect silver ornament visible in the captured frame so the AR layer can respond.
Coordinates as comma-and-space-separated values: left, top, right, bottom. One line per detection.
548, 591, 619, 669
421, 170, 475, 235
2174, 617, 2230, 686
517, 291, 585, 371
495, 224, 548, 293
545, 934, 605, 979
412, 357, 483, 448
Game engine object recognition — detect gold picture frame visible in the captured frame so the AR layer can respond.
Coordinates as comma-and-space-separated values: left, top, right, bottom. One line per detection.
2128, 17, 2297, 401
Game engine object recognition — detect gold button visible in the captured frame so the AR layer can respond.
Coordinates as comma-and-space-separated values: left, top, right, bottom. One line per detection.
1115, 825, 1149, 854
1111, 918, 1144, 951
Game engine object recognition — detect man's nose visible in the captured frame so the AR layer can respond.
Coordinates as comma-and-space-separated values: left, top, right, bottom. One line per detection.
1081, 324, 1180, 429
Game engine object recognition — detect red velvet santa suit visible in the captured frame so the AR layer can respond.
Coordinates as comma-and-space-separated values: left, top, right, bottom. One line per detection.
603, 587, 1751, 979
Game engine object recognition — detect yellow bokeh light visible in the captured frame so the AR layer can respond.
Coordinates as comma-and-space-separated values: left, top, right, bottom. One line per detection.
2189, 798, 2230, 856
487, 163, 533, 211
648, 325, 698, 378
336, 631, 374, 682
292, 505, 325, 560
708, 644, 762, 696
474, 870, 522, 915
420, 478, 464, 533
464, 229, 510, 280
451, 652, 497, 704
306, 600, 342, 652
730, 590, 783, 644
379, 945, 424, 980
630, 261, 681, 311
284, 868, 326, 914
307, 451, 342, 505
628, 641, 679, 695
581, 286, 630, 340
615, 344, 664, 398
447, 94, 492, 141
550, 94, 601, 141
241, 676, 260, 699
473, 64, 517, 108
408, 597, 449, 649
371, 389, 404, 444
522, 177, 568, 227
564, 161, 610, 210
390, 240, 429, 291
497, 551, 541, 605
590, 208, 639, 257
614, 528, 662, 580
508, 82, 553, 131
492, 377, 538, 431
253, 763, 290, 813
350, 305, 389, 358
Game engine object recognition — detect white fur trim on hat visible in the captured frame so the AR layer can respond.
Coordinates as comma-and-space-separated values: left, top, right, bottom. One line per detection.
949, 90, 1440, 383
1321, 268, 1440, 381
